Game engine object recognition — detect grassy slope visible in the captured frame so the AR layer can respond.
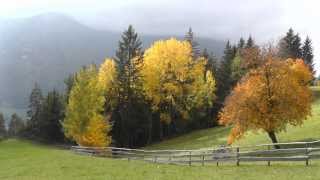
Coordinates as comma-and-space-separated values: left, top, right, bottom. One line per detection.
1, 87, 320, 180
1, 139, 320, 180
147, 87, 320, 150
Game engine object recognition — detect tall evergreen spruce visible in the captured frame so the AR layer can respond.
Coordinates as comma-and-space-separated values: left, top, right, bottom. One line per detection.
184, 27, 201, 59
114, 25, 150, 147
8, 113, 24, 137
279, 28, 302, 59
0, 113, 6, 137
238, 37, 245, 49
40, 90, 65, 142
245, 36, 254, 48
217, 41, 235, 103
202, 48, 218, 74
26, 83, 43, 137
292, 33, 302, 58
302, 37, 315, 76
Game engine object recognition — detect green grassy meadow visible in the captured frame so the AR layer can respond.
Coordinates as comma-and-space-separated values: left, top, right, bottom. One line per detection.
1, 87, 320, 179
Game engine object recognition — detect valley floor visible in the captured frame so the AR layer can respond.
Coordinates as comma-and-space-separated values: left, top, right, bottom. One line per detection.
1, 87, 320, 179
1, 139, 320, 180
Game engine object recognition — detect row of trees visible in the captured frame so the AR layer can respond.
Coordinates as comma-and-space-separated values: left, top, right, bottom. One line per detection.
0, 112, 25, 138
7, 26, 314, 148
63, 34, 216, 147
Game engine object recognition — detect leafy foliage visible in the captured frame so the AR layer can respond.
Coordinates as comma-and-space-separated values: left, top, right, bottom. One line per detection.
63, 65, 111, 147
141, 38, 216, 131
219, 58, 312, 145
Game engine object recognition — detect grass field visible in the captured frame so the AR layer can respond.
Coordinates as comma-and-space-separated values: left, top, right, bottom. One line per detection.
147, 86, 320, 150
1, 87, 320, 180
1, 139, 320, 180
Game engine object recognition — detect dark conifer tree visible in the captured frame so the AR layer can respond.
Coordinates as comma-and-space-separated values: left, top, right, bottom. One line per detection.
238, 37, 245, 49
184, 27, 201, 59
64, 73, 75, 104
8, 113, 24, 137
26, 83, 43, 137
292, 33, 302, 58
0, 113, 6, 137
302, 36, 315, 76
39, 90, 65, 142
217, 41, 235, 103
113, 25, 150, 147
278, 28, 302, 59
245, 36, 254, 48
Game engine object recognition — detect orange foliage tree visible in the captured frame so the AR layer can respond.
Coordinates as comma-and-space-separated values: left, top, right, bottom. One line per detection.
219, 58, 312, 148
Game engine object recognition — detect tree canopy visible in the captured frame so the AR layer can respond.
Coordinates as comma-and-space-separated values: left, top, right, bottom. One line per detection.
219, 58, 312, 146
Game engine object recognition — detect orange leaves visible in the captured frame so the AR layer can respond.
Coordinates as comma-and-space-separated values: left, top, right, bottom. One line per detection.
219, 58, 312, 144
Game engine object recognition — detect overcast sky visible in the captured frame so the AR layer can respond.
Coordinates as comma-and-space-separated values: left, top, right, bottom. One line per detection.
1, 0, 319, 74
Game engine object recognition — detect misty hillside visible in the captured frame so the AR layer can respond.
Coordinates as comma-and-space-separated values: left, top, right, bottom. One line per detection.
0, 13, 225, 111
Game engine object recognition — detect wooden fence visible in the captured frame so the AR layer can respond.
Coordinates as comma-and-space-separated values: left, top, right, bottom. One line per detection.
71, 140, 320, 166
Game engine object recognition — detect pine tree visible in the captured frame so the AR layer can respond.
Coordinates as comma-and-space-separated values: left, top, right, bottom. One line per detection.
26, 83, 43, 137
278, 28, 302, 59
216, 41, 235, 102
40, 90, 65, 142
292, 33, 302, 58
8, 113, 24, 137
302, 36, 315, 76
238, 37, 245, 49
114, 25, 150, 147
64, 73, 75, 104
245, 36, 254, 48
184, 27, 201, 59
201, 49, 218, 75
0, 113, 6, 137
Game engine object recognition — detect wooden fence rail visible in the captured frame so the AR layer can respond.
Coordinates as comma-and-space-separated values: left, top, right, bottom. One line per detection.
70, 140, 320, 166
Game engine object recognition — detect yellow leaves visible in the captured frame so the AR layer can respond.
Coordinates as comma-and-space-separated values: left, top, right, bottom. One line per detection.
63, 64, 112, 147
160, 113, 171, 124
77, 114, 111, 147
219, 58, 312, 144
288, 58, 313, 85
98, 58, 117, 92
141, 38, 216, 123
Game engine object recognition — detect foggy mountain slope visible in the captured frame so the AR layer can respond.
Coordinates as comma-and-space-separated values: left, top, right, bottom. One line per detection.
0, 13, 225, 110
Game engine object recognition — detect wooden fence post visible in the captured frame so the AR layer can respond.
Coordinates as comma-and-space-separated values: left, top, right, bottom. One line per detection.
236, 147, 240, 166
305, 143, 309, 166
268, 146, 271, 166
202, 154, 205, 166
189, 151, 192, 166
154, 155, 157, 163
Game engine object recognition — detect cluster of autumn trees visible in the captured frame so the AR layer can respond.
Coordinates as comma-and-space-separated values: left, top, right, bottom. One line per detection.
63, 34, 216, 147
4, 27, 314, 148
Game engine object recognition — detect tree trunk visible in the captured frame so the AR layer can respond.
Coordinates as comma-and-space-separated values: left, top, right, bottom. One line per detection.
159, 122, 163, 140
267, 131, 280, 149
147, 112, 152, 144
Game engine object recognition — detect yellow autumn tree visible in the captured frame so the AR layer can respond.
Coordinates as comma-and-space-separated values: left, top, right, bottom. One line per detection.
98, 58, 118, 112
141, 38, 216, 128
219, 57, 312, 147
63, 64, 112, 147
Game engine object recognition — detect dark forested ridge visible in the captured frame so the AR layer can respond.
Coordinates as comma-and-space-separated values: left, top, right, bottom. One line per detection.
0, 13, 225, 111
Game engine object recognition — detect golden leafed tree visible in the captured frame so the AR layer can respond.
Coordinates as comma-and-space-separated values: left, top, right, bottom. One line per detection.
219, 58, 312, 147
141, 38, 216, 127
63, 64, 112, 147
